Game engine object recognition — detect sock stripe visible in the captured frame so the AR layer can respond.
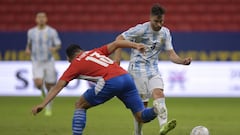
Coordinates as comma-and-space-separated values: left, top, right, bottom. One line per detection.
72, 109, 86, 135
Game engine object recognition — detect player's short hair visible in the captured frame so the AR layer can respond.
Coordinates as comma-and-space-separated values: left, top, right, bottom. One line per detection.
151, 4, 165, 16
66, 44, 83, 59
36, 11, 47, 17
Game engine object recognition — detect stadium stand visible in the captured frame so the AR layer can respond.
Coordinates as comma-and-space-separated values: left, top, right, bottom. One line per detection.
0, 0, 239, 31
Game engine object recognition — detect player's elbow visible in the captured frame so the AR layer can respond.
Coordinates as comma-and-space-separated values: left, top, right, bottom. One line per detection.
111, 40, 121, 50
115, 35, 125, 40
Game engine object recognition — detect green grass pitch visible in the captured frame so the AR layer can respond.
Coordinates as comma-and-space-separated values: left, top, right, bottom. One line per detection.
0, 96, 239, 135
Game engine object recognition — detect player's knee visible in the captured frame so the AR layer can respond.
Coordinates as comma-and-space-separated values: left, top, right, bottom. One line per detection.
45, 83, 55, 91
35, 83, 42, 90
75, 96, 92, 109
75, 101, 83, 109
34, 79, 43, 89
152, 88, 164, 99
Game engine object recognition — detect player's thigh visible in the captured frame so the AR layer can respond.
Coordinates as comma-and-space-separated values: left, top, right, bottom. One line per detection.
32, 61, 44, 80
131, 74, 151, 102
148, 75, 164, 92
44, 61, 57, 84
83, 79, 115, 106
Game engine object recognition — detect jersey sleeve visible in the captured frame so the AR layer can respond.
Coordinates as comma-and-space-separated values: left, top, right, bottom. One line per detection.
164, 28, 174, 50
59, 62, 79, 82
52, 29, 61, 46
27, 29, 32, 45
96, 45, 111, 56
121, 24, 145, 41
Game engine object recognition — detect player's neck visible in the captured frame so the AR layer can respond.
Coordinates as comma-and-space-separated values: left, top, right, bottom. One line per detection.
37, 24, 46, 30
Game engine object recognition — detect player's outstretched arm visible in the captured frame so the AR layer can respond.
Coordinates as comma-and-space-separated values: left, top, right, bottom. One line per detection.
25, 43, 32, 55
107, 40, 145, 54
49, 44, 61, 53
113, 35, 125, 65
167, 49, 192, 65
31, 80, 67, 115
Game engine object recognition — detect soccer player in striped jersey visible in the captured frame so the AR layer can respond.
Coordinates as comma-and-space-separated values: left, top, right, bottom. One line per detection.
31, 40, 161, 135
114, 4, 192, 135
25, 12, 61, 116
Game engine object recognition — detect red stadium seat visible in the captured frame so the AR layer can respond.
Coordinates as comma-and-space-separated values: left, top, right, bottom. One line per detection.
0, 0, 239, 31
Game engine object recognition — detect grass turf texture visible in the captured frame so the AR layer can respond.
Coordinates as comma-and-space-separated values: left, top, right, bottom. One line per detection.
0, 97, 239, 135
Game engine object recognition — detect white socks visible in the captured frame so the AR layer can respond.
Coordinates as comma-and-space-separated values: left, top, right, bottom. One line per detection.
153, 98, 168, 127
46, 101, 52, 110
133, 118, 143, 135
133, 98, 168, 135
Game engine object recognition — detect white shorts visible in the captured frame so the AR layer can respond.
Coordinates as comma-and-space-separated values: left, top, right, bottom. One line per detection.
130, 74, 164, 102
32, 61, 57, 84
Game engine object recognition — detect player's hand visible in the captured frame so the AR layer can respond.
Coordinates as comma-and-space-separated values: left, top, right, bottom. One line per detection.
32, 104, 45, 115
136, 44, 146, 53
183, 57, 192, 65
49, 47, 57, 53
25, 48, 31, 55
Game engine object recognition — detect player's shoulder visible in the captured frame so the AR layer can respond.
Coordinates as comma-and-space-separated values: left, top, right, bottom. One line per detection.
160, 26, 171, 33
46, 25, 58, 32
124, 22, 149, 35
28, 26, 37, 33
133, 22, 150, 29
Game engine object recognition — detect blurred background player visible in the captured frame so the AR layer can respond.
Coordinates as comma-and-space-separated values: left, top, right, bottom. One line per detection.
25, 12, 61, 116
32, 40, 159, 135
114, 4, 192, 135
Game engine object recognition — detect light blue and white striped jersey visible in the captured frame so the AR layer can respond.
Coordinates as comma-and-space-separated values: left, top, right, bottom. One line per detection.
27, 25, 61, 61
122, 22, 173, 78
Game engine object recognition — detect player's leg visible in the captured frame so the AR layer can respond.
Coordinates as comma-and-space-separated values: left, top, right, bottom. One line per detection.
44, 82, 55, 116
149, 75, 168, 126
133, 101, 148, 135
75, 77, 118, 135
32, 61, 45, 99
130, 75, 149, 135
149, 75, 176, 135
73, 95, 92, 135
44, 61, 57, 116
116, 74, 157, 123
118, 87, 157, 124
152, 88, 168, 126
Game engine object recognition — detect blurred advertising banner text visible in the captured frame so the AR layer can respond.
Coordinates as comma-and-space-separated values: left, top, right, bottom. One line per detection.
0, 61, 240, 97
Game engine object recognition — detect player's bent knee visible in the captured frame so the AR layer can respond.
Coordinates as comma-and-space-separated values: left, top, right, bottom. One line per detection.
75, 96, 92, 109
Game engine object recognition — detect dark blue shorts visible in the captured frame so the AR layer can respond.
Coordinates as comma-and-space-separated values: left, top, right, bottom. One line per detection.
83, 74, 144, 114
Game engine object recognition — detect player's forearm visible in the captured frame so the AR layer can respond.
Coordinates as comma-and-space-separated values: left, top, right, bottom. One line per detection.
170, 56, 185, 64
167, 49, 185, 64
112, 40, 140, 51
41, 81, 65, 107
169, 53, 191, 65
54, 45, 61, 51
113, 35, 125, 64
113, 48, 122, 65
25, 43, 31, 50
50, 45, 61, 52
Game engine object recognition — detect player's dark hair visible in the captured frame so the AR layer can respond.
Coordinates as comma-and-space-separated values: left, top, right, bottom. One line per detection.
151, 4, 165, 16
66, 44, 83, 59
